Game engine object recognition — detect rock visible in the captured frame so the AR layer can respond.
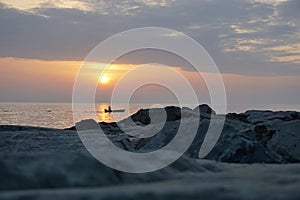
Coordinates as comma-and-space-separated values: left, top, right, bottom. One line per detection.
268, 120, 300, 162
2, 106, 300, 199
134, 138, 147, 150
129, 109, 300, 164
64, 126, 76, 130
291, 113, 300, 120
130, 109, 151, 125
0, 154, 300, 199
254, 125, 268, 139
193, 104, 216, 116
125, 106, 181, 125
181, 109, 200, 119
76, 119, 100, 130
1, 106, 300, 164
245, 110, 300, 124
164, 106, 181, 121
226, 113, 249, 123
182, 107, 192, 111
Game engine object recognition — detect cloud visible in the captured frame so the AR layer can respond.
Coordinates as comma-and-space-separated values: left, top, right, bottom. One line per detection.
0, 0, 299, 75
0, 0, 176, 15
162, 31, 184, 37
248, 0, 288, 6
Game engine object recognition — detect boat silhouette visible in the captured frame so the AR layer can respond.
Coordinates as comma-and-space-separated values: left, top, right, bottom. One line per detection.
104, 108, 125, 113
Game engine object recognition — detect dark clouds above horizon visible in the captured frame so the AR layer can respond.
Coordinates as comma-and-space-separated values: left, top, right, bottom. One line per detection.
0, 0, 299, 76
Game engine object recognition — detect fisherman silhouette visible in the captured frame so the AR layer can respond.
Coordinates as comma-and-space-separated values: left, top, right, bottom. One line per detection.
104, 105, 125, 113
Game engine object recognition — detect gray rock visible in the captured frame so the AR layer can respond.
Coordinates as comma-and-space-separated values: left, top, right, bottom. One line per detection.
1, 107, 300, 199
126, 108, 300, 164
193, 104, 216, 115
0, 153, 300, 200
129, 109, 151, 125
123, 106, 181, 125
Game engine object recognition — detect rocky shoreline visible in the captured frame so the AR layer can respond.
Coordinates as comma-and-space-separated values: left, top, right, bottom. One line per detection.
1, 104, 300, 199
66, 104, 300, 163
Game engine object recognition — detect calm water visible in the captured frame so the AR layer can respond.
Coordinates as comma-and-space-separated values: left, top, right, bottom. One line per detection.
1, 102, 300, 129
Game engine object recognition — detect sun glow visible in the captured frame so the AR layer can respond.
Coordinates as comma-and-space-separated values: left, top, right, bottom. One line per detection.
100, 76, 110, 84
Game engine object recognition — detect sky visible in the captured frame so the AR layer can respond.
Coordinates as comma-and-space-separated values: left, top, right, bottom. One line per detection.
0, 0, 299, 105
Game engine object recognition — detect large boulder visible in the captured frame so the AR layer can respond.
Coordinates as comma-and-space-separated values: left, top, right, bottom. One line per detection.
127, 110, 300, 164
193, 104, 216, 116
126, 106, 182, 125
114, 106, 300, 164
164, 106, 181, 121
130, 109, 151, 125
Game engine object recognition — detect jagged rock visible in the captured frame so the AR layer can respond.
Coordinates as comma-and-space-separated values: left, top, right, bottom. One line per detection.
268, 120, 300, 162
125, 108, 300, 164
125, 106, 181, 125
165, 106, 181, 121
1, 106, 300, 164
76, 119, 100, 130
130, 109, 151, 125
254, 125, 268, 139
193, 104, 216, 116
245, 110, 300, 124
226, 113, 249, 123
182, 107, 193, 111
1, 106, 300, 199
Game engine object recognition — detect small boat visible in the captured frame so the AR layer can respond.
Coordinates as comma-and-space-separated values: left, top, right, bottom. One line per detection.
104, 109, 125, 113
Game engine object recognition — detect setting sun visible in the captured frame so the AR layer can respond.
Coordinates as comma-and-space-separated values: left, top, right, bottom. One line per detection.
100, 76, 110, 84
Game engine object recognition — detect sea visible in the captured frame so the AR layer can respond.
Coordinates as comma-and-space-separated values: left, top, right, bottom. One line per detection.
1, 102, 300, 129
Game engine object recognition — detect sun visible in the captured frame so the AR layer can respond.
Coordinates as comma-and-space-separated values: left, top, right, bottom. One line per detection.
100, 76, 109, 84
